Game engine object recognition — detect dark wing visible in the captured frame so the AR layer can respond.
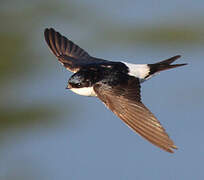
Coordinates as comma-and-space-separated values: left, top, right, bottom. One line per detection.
94, 77, 177, 153
44, 28, 107, 72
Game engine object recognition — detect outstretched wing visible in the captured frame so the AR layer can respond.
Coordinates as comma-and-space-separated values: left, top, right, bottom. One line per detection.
44, 28, 107, 72
94, 77, 177, 153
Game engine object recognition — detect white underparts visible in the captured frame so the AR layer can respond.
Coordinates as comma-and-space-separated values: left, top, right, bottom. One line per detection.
70, 87, 97, 96
122, 62, 150, 81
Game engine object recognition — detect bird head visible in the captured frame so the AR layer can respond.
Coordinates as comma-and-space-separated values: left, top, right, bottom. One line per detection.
67, 71, 91, 89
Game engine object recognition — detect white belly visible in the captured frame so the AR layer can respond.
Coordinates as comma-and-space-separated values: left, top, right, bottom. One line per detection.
70, 87, 97, 96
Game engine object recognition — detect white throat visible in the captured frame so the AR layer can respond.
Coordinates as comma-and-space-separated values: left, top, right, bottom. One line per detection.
70, 87, 97, 96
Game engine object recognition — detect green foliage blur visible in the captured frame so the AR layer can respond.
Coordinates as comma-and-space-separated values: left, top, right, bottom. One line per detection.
0, 2, 71, 134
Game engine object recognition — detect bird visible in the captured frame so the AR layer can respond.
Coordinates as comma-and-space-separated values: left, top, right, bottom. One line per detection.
44, 28, 187, 153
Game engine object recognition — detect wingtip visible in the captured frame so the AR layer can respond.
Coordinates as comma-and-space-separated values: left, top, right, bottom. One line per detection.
175, 55, 181, 59
44, 28, 48, 36
172, 145, 178, 149
44, 27, 56, 36
44, 27, 50, 34
44, 27, 61, 57
44, 28, 52, 40
169, 144, 178, 153
44, 28, 50, 45
44, 27, 49, 32
163, 145, 178, 153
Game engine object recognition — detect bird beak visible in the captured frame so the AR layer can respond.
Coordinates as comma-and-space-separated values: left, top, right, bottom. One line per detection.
66, 84, 71, 89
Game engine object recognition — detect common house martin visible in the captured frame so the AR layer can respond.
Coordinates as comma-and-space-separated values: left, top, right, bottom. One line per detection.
44, 28, 187, 153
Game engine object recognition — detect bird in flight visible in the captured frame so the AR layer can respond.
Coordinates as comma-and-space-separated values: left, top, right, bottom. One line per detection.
44, 28, 187, 153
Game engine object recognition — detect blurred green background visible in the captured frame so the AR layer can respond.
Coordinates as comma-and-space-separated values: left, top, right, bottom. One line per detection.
1, 0, 204, 180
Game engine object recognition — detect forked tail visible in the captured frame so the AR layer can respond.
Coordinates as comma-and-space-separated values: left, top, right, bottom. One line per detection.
148, 55, 187, 76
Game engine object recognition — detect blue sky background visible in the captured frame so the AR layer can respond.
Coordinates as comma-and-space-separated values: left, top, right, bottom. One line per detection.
0, 0, 204, 179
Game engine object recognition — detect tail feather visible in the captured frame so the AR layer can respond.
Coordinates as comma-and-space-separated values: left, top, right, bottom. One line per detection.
156, 55, 181, 65
148, 55, 187, 76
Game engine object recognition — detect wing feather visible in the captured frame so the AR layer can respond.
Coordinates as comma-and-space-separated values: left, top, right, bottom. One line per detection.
94, 77, 177, 153
44, 28, 104, 72
44, 28, 90, 58
44, 28, 113, 72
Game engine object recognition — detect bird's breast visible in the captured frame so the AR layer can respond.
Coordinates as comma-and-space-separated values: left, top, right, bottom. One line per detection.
70, 87, 97, 96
